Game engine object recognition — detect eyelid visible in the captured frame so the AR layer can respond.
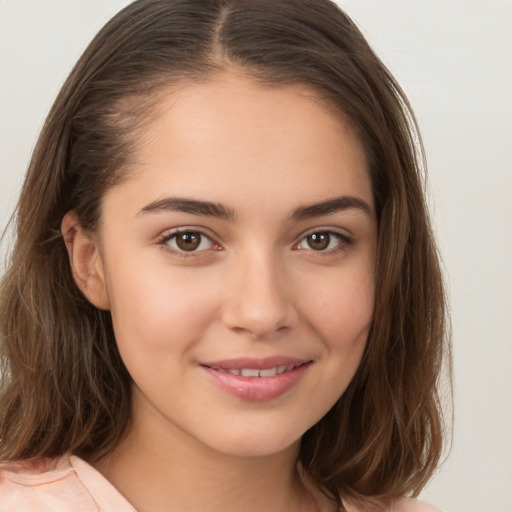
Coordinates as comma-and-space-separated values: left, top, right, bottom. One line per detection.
157, 227, 222, 255
156, 225, 353, 257
293, 227, 353, 251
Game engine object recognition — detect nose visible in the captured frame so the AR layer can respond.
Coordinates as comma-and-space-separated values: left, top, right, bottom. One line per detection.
221, 252, 299, 338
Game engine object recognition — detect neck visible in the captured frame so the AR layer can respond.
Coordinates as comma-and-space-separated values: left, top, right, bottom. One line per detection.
91, 392, 320, 512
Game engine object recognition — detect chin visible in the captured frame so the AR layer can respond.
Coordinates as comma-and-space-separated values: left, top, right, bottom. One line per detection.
199, 422, 304, 459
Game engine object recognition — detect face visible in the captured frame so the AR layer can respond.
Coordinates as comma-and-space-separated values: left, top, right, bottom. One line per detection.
91, 73, 377, 458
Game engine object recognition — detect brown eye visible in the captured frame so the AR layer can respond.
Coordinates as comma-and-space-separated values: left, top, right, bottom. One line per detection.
176, 232, 201, 251
166, 231, 213, 252
297, 231, 347, 252
306, 232, 331, 251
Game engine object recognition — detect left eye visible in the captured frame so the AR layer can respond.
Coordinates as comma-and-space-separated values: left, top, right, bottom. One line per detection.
165, 231, 214, 252
296, 231, 344, 251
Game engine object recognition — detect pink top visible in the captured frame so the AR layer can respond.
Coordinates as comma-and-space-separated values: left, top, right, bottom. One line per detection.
0, 456, 135, 511
0, 455, 440, 512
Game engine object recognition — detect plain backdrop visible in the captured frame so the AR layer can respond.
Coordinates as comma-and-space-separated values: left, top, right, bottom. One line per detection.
1, 1, 511, 511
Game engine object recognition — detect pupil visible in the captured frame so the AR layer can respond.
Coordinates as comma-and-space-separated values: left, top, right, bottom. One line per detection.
308, 233, 330, 251
176, 232, 201, 251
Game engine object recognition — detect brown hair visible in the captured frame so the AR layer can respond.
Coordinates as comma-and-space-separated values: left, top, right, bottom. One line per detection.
0, 0, 451, 508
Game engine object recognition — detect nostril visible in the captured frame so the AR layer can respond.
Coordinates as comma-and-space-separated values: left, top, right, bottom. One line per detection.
222, 304, 298, 339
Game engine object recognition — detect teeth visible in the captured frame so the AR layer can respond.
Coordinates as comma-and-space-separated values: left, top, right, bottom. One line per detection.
259, 367, 278, 377
216, 364, 299, 378
240, 368, 260, 377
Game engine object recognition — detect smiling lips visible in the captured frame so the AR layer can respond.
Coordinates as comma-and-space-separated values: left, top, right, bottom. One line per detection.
201, 357, 311, 401
212, 364, 298, 377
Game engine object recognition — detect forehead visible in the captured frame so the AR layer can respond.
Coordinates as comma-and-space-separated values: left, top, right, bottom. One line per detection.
109, 72, 373, 218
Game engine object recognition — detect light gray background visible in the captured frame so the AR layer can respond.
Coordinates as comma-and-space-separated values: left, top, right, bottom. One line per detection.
1, 1, 511, 511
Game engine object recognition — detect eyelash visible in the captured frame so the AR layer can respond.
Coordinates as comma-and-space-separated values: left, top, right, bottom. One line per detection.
158, 229, 219, 257
157, 228, 353, 257
295, 229, 353, 254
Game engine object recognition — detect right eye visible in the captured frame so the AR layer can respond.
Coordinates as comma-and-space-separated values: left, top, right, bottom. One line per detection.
162, 230, 214, 253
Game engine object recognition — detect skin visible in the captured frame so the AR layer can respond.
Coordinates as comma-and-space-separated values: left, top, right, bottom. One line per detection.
63, 72, 378, 512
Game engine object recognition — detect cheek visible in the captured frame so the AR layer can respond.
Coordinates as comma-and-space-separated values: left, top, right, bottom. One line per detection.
305, 268, 375, 348
287, 266, 374, 431
301, 263, 374, 403
104, 262, 221, 355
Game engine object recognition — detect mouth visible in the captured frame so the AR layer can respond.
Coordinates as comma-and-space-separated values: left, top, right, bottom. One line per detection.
200, 357, 312, 401
204, 363, 304, 378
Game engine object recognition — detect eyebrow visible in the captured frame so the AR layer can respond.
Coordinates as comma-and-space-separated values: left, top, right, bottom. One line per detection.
139, 194, 372, 221
139, 197, 236, 220
291, 195, 373, 220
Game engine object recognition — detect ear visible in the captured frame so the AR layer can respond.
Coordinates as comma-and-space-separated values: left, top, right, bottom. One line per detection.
61, 211, 111, 310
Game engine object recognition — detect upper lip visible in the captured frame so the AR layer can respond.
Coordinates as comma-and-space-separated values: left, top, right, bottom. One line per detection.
201, 356, 311, 370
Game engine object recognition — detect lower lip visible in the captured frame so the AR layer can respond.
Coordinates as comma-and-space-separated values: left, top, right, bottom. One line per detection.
201, 363, 310, 402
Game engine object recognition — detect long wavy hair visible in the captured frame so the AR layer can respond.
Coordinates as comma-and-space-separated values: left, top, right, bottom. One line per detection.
0, 0, 451, 508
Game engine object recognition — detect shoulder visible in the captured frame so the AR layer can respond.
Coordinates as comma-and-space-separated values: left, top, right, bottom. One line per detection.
391, 498, 441, 512
345, 498, 441, 512
0, 456, 98, 511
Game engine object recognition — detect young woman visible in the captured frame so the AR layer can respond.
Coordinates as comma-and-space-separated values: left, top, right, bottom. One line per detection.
0, 1, 450, 511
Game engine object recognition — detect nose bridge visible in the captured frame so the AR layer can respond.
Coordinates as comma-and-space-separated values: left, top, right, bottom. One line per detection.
221, 244, 297, 337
